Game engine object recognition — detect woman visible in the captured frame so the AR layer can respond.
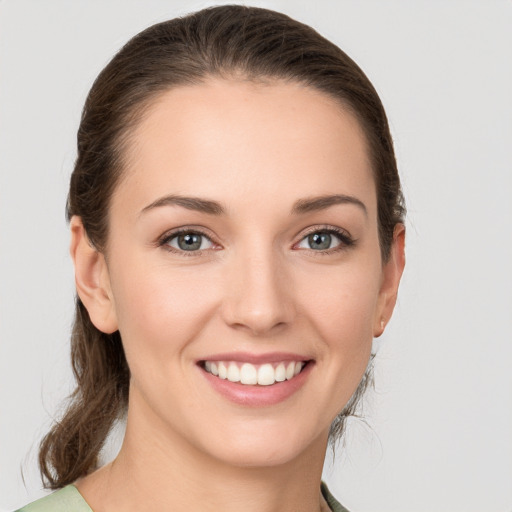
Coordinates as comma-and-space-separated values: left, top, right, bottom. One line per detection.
17, 5, 405, 511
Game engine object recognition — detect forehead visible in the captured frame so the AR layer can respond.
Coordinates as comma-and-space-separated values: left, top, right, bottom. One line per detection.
114, 78, 376, 217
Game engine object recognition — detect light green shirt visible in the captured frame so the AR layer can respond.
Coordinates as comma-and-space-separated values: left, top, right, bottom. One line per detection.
17, 481, 349, 512
16, 485, 92, 512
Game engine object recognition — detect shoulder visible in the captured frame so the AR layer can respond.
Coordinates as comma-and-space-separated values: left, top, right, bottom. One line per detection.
321, 481, 351, 512
16, 482, 344, 512
14, 485, 93, 512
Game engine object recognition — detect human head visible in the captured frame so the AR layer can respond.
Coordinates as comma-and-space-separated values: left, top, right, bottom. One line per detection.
67, 5, 404, 257
40, 4, 405, 488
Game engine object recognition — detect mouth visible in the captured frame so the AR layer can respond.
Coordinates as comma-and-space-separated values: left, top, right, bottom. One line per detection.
200, 359, 310, 386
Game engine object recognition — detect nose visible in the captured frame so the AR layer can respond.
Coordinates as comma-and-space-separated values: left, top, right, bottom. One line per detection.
221, 246, 295, 336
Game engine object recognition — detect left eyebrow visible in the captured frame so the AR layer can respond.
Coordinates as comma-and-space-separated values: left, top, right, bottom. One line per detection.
291, 194, 367, 216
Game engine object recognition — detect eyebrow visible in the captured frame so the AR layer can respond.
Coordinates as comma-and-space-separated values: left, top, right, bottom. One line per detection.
140, 195, 225, 216
291, 194, 367, 216
140, 193, 367, 217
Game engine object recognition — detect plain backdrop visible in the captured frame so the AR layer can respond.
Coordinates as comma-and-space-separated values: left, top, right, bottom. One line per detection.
1, 1, 511, 511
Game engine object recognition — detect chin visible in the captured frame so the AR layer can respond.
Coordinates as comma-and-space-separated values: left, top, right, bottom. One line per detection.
199, 422, 327, 469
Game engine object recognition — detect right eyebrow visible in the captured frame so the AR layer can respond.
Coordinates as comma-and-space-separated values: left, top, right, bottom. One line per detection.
139, 194, 225, 216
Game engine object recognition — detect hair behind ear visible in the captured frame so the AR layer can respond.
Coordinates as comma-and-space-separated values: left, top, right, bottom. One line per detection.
39, 299, 129, 489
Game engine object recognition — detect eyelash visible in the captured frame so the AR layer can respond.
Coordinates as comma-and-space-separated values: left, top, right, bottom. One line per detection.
157, 225, 355, 257
297, 226, 355, 256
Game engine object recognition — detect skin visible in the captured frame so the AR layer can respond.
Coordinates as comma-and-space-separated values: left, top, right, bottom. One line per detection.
71, 79, 405, 512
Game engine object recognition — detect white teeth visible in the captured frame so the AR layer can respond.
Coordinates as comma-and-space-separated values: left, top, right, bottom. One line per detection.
240, 363, 258, 385
275, 363, 286, 382
204, 360, 306, 386
227, 362, 240, 382
218, 362, 227, 379
257, 364, 275, 386
285, 362, 295, 380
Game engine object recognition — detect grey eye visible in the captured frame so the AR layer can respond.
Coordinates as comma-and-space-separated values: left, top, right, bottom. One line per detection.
167, 232, 213, 251
296, 230, 343, 251
307, 232, 333, 250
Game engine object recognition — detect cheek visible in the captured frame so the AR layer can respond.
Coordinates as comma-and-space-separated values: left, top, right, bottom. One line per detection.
297, 260, 381, 341
307, 266, 379, 386
295, 255, 381, 401
110, 260, 222, 364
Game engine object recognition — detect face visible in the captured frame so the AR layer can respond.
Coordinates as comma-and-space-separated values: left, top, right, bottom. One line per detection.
76, 79, 404, 469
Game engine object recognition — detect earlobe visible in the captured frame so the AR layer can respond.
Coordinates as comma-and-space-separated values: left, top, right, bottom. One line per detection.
69, 216, 118, 334
373, 224, 406, 338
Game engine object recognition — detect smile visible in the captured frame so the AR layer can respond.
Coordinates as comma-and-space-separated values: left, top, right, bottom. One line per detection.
203, 360, 306, 386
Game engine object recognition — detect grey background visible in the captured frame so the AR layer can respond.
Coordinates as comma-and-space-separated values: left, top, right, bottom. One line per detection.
1, 1, 511, 511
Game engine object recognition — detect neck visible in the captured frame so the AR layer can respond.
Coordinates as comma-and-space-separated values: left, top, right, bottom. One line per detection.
77, 391, 330, 512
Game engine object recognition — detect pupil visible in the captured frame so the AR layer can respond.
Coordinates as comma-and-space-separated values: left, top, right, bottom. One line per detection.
178, 233, 201, 251
309, 232, 331, 250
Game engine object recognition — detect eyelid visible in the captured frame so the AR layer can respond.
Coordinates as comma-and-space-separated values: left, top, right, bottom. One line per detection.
298, 224, 353, 240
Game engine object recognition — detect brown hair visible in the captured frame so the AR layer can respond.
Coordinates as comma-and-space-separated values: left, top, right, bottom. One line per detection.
39, 4, 405, 489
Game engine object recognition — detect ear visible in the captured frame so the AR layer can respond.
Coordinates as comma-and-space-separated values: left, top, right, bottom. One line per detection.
373, 224, 406, 337
69, 216, 118, 334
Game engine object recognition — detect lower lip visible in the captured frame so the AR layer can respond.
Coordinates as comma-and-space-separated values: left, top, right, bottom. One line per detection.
199, 362, 313, 406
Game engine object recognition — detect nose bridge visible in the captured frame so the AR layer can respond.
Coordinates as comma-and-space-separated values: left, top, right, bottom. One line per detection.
222, 236, 294, 335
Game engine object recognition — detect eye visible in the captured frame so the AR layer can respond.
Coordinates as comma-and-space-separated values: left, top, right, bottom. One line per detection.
162, 230, 215, 252
295, 228, 354, 252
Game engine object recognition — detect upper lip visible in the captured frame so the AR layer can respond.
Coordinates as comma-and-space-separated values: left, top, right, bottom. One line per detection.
198, 352, 312, 364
